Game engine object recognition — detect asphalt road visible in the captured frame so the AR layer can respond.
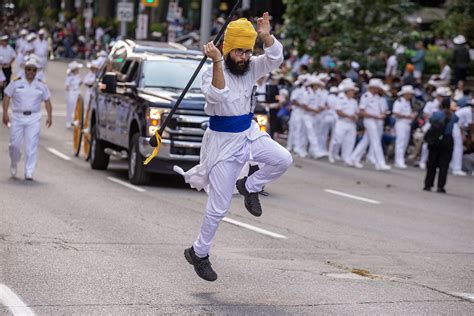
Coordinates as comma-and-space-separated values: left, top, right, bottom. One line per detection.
1, 61, 473, 315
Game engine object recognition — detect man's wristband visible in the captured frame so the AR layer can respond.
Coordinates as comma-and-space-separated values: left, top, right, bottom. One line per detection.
213, 58, 223, 64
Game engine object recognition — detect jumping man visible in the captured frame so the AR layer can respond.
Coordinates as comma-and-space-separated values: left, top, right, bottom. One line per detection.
175, 12, 292, 281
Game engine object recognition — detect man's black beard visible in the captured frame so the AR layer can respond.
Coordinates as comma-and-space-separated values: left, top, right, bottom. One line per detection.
225, 57, 250, 76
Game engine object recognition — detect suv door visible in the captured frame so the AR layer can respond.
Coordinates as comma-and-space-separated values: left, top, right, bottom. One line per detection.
115, 59, 140, 148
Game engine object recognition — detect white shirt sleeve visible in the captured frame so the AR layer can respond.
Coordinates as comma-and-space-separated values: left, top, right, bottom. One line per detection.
4, 80, 16, 97
392, 99, 402, 115
249, 36, 284, 83
201, 65, 230, 110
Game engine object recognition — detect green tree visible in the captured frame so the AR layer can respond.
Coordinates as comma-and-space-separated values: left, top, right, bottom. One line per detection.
432, 0, 474, 44
283, 0, 416, 70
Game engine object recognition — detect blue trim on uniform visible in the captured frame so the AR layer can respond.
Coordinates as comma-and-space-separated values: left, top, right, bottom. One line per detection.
209, 113, 254, 133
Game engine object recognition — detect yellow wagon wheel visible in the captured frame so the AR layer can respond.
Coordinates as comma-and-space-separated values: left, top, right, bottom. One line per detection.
82, 104, 92, 160
72, 95, 84, 157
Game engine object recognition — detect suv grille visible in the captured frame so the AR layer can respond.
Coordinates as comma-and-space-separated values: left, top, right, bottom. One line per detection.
162, 110, 208, 156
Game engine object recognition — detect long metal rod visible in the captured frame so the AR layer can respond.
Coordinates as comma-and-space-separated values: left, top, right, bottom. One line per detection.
150, 0, 243, 147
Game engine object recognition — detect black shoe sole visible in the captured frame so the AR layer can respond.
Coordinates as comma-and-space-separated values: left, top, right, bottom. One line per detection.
184, 248, 217, 282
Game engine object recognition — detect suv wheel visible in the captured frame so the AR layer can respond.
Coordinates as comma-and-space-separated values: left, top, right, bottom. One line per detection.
90, 125, 110, 170
128, 133, 150, 185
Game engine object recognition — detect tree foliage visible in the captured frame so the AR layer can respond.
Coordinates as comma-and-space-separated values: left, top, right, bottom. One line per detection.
432, 0, 474, 44
282, 0, 416, 69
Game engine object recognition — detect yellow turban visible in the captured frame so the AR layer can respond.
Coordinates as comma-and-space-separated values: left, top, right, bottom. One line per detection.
223, 18, 257, 56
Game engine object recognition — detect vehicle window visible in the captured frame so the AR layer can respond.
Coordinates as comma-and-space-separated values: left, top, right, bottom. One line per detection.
126, 61, 139, 82
141, 59, 209, 91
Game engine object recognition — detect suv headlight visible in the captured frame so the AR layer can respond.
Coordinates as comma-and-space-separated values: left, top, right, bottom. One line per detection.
255, 114, 268, 132
147, 108, 165, 136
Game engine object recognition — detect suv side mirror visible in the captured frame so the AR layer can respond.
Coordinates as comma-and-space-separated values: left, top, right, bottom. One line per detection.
101, 72, 117, 94
265, 84, 279, 103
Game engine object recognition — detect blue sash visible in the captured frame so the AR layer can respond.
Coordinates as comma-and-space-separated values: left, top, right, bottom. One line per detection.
209, 113, 254, 133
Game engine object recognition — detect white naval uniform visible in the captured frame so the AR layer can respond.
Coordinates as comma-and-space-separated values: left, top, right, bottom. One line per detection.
65, 73, 82, 126
174, 36, 292, 258
302, 88, 327, 158
5, 77, 51, 177
329, 93, 358, 164
367, 96, 388, 165
15, 38, 27, 71
83, 71, 96, 110
420, 99, 440, 167
34, 39, 49, 68
318, 89, 334, 155
287, 86, 308, 157
452, 106, 473, 172
350, 91, 389, 169
392, 97, 413, 167
0, 44, 16, 81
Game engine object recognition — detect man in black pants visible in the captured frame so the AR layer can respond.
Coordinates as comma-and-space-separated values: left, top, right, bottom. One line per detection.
424, 98, 459, 193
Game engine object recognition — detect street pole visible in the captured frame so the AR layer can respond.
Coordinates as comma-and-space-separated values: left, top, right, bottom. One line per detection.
200, 0, 212, 46
120, 0, 127, 39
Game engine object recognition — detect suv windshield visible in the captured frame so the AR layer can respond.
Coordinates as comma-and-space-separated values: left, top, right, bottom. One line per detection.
141, 59, 208, 91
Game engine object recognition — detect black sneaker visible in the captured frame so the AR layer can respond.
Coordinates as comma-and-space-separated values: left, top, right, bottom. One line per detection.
437, 188, 446, 194
423, 187, 431, 192
236, 177, 262, 217
184, 247, 217, 282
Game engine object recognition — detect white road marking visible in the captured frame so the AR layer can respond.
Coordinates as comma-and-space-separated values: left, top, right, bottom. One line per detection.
0, 284, 35, 316
324, 189, 381, 204
47, 147, 71, 161
222, 217, 288, 239
450, 292, 474, 302
107, 177, 146, 192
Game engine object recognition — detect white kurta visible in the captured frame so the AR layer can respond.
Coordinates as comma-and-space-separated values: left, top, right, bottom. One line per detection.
175, 37, 292, 258
175, 36, 284, 191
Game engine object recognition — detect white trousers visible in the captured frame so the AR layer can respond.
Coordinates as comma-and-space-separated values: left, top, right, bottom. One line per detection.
302, 112, 325, 157
367, 120, 384, 165
451, 124, 463, 172
394, 121, 411, 166
351, 119, 388, 168
329, 120, 356, 164
319, 113, 336, 155
287, 108, 308, 157
66, 90, 80, 126
9, 112, 41, 177
193, 136, 293, 257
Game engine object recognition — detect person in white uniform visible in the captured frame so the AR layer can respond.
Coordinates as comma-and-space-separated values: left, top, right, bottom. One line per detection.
65, 61, 83, 128
15, 29, 29, 73
302, 75, 327, 158
451, 102, 473, 176
176, 13, 291, 282
83, 60, 100, 111
2, 58, 52, 180
419, 87, 450, 169
0, 35, 16, 92
329, 80, 359, 164
321, 86, 339, 159
349, 78, 391, 170
286, 74, 309, 157
392, 85, 416, 168
34, 29, 49, 69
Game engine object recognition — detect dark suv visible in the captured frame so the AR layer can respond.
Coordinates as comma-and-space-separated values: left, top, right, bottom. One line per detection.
89, 40, 270, 185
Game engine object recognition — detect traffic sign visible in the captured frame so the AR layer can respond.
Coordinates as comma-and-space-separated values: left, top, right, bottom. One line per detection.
142, 0, 159, 8
117, 2, 134, 22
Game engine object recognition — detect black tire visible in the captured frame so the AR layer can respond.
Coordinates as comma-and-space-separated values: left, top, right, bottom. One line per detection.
89, 125, 109, 170
128, 133, 150, 185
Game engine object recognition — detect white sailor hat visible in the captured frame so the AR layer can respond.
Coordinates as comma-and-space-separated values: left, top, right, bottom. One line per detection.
340, 80, 359, 92
367, 78, 384, 89
329, 86, 339, 93
68, 61, 84, 71
307, 75, 325, 86
26, 33, 37, 41
0, 35, 8, 41
19, 29, 28, 36
316, 72, 330, 82
24, 57, 41, 69
38, 29, 46, 35
382, 84, 391, 96
453, 35, 466, 45
351, 61, 360, 69
87, 59, 101, 69
397, 85, 415, 96
435, 86, 452, 97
